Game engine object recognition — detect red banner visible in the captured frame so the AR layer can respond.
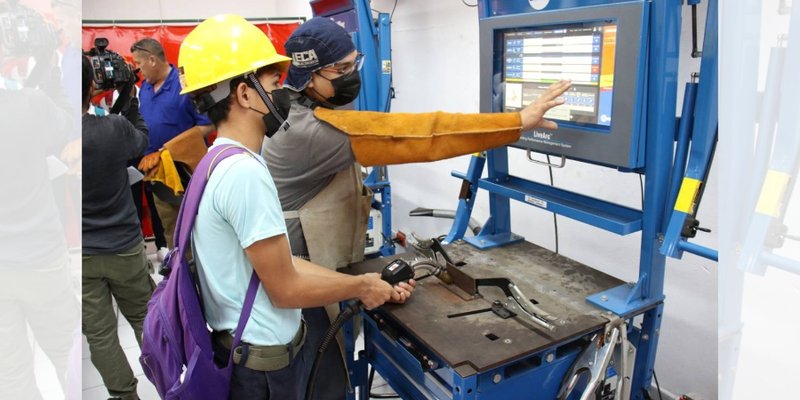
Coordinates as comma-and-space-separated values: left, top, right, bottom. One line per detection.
82, 22, 300, 65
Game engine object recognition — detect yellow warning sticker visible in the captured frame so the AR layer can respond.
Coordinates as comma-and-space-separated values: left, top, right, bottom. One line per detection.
755, 170, 791, 217
675, 177, 702, 213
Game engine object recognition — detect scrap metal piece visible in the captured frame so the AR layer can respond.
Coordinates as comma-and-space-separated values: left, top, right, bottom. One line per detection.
446, 300, 516, 320
445, 262, 478, 295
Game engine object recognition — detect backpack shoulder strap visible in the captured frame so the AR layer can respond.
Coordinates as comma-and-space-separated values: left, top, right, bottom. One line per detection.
170, 144, 262, 354
172, 145, 248, 253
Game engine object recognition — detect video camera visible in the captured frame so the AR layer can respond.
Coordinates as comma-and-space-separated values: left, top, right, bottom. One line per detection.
85, 37, 138, 91
0, 0, 58, 58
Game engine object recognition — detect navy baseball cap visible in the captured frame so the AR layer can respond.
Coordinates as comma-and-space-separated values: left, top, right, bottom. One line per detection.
284, 17, 355, 91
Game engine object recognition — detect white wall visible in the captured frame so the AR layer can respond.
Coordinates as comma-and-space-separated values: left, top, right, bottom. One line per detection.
81, 0, 310, 21
83, 1, 716, 398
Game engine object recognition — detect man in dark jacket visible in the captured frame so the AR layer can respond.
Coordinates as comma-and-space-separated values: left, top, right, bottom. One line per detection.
81, 55, 155, 400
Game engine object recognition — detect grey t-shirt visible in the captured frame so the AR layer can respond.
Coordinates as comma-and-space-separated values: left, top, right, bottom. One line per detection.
261, 92, 355, 256
82, 100, 149, 254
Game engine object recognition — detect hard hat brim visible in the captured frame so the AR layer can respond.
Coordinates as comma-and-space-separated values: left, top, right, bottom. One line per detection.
180, 53, 291, 95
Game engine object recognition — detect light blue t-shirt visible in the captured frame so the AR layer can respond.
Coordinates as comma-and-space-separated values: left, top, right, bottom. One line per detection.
192, 137, 302, 346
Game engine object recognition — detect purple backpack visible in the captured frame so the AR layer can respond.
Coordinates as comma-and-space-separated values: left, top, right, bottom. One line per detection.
139, 145, 259, 399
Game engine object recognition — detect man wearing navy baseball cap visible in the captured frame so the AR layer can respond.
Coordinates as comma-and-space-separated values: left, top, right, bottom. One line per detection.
261, 16, 571, 399
282, 17, 364, 106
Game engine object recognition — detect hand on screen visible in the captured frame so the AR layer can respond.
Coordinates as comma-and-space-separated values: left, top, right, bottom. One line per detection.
519, 80, 571, 131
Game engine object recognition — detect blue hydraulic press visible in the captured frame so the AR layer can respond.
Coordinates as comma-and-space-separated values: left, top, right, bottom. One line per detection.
341, 0, 718, 399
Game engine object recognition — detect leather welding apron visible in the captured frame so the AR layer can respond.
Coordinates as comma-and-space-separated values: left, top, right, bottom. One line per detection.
283, 163, 372, 359
291, 163, 371, 270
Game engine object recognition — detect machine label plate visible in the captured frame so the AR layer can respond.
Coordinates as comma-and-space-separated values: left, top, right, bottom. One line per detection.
525, 195, 547, 208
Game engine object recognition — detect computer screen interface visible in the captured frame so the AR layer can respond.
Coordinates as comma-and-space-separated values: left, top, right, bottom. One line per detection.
502, 22, 617, 129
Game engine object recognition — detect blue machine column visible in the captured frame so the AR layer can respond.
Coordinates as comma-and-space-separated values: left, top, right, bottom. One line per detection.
463, 147, 524, 249
629, 0, 684, 397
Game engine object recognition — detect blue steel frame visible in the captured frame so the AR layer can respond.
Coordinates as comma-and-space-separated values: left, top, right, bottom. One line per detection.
313, 0, 396, 257
659, 0, 719, 262
355, 3, 396, 257
440, 0, 711, 399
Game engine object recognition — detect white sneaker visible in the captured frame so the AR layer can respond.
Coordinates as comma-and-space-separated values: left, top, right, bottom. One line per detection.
157, 247, 170, 263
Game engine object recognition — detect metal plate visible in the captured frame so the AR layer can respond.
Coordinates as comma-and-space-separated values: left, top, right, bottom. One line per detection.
342, 240, 624, 376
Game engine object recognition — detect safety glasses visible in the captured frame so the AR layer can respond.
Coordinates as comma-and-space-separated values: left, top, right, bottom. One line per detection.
319, 52, 364, 76
129, 44, 152, 54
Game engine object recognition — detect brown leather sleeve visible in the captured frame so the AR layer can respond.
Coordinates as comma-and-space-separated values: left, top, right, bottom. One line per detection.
162, 126, 207, 172
313, 108, 522, 167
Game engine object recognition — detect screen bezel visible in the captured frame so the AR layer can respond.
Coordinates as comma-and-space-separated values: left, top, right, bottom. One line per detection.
479, 2, 648, 168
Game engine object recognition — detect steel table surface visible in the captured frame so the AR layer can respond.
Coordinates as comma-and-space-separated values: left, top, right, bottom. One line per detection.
341, 240, 624, 377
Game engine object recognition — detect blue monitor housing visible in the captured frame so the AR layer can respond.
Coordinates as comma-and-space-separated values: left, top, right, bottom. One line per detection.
481, 1, 648, 169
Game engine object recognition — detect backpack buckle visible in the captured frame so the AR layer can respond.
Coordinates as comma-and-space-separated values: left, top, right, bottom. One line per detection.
158, 248, 180, 277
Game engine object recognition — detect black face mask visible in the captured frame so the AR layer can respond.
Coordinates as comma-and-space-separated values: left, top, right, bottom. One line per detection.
260, 88, 291, 138
318, 69, 361, 106
246, 73, 292, 138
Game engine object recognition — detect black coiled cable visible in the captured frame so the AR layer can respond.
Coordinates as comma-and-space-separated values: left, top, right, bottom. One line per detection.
304, 300, 361, 400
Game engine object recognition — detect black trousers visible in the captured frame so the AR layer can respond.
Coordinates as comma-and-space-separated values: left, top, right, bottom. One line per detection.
130, 180, 167, 249
300, 307, 348, 400
212, 307, 347, 400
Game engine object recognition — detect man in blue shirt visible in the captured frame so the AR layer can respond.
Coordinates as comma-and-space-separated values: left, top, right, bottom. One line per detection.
130, 38, 214, 249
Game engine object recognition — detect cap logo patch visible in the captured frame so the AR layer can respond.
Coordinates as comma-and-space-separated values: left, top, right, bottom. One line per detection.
292, 49, 319, 69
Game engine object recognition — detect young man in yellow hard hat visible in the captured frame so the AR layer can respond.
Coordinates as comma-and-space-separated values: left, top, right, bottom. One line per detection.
175, 14, 415, 398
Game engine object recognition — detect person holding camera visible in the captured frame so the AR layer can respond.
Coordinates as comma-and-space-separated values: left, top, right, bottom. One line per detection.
0, 2, 80, 398
130, 38, 214, 254
82, 55, 155, 400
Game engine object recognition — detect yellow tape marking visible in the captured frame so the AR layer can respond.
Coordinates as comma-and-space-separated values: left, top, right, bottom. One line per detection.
675, 177, 702, 213
755, 170, 791, 217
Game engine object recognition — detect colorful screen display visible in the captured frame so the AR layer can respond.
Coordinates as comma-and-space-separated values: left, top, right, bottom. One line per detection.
502, 22, 617, 128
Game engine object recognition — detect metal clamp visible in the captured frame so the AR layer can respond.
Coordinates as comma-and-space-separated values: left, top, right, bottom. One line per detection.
474, 278, 559, 331
526, 149, 566, 168
557, 317, 634, 400
503, 282, 557, 330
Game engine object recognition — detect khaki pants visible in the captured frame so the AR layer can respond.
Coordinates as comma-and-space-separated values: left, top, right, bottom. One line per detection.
82, 241, 155, 400
0, 258, 78, 399
153, 196, 180, 249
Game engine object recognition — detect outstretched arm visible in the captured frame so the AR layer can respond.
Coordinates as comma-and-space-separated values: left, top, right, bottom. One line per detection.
314, 80, 572, 166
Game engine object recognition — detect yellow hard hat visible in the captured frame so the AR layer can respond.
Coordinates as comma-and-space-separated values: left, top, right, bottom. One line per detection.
178, 14, 291, 95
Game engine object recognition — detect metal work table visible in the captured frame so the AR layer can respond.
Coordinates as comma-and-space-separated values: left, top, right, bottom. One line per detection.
342, 240, 624, 377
